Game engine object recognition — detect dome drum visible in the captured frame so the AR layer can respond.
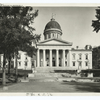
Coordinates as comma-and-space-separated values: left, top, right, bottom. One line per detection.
44, 28, 62, 35
43, 18, 63, 40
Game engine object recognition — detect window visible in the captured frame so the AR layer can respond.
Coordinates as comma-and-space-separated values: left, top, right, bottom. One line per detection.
25, 55, 28, 60
57, 34, 58, 38
18, 54, 21, 59
72, 53, 75, 60
79, 54, 82, 60
85, 54, 88, 60
45, 35, 46, 40
73, 61, 75, 66
25, 57, 27, 60
48, 34, 51, 38
65, 54, 67, 59
46, 34, 48, 39
85, 62, 88, 66
25, 62, 27, 66
31, 61, 34, 66
79, 61, 82, 66
53, 33, 54, 37
19, 62, 21, 66
65, 61, 67, 66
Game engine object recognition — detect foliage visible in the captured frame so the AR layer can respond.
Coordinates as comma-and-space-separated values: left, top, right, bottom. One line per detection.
92, 46, 100, 69
92, 7, 100, 33
0, 6, 40, 85
0, 6, 40, 56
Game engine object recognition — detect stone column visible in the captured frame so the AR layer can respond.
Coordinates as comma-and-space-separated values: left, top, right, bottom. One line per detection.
37, 49, 40, 67
50, 49, 52, 67
56, 49, 59, 67
43, 49, 46, 67
63, 50, 65, 67
68, 50, 71, 67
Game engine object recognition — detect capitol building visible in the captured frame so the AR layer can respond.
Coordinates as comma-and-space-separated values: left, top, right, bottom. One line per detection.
35, 18, 92, 71
0, 17, 92, 71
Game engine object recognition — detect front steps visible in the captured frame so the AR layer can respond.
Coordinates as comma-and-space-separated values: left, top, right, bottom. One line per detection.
28, 68, 77, 82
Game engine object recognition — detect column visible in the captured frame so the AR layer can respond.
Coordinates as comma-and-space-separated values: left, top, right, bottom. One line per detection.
89, 53, 92, 69
68, 50, 71, 67
50, 49, 52, 67
43, 49, 46, 67
56, 49, 59, 67
14, 55, 16, 68
37, 49, 40, 67
63, 50, 65, 67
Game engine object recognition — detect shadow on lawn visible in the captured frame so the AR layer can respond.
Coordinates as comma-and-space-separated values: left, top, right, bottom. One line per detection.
61, 81, 100, 92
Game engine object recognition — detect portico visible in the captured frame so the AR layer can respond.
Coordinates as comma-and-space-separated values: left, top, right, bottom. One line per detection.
36, 17, 73, 68
37, 49, 68, 67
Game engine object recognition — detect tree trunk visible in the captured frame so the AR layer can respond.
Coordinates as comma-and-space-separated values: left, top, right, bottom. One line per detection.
2, 53, 6, 85
15, 53, 18, 82
8, 56, 11, 76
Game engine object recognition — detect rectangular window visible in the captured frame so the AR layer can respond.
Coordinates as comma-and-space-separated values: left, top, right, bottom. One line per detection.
79, 61, 82, 66
72, 54, 75, 60
25, 57, 27, 60
25, 62, 27, 66
86, 54, 88, 60
73, 62, 75, 66
85, 62, 88, 66
48, 34, 51, 38
53, 33, 54, 37
57, 34, 58, 38
31, 61, 34, 67
25, 54, 28, 60
18, 54, 21, 59
65, 54, 67, 59
65, 61, 67, 66
79, 54, 82, 60
19, 62, 21, 66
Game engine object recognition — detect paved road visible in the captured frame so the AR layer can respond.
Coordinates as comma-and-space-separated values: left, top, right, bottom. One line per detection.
0, 79, 100, 92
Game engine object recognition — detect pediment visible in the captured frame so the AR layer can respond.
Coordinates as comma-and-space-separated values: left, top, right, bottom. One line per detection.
37, 38, 72, 46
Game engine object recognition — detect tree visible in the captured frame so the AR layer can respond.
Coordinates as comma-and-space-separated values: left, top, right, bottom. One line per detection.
92, 46, 100, 69
0, 6, 40, 85
92, 7, 100, 69
92, 7, 100, 33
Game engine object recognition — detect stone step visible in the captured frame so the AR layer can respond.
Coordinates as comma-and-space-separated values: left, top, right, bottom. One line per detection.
29, 77, 58, 82
34, 73, 66, 78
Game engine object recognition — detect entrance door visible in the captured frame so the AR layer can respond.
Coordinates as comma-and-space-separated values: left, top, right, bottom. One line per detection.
52, 57, 56, 66
52, 61, 56, 66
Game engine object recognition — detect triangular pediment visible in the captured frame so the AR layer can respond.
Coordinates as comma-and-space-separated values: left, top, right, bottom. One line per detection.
37, 38, 72, 46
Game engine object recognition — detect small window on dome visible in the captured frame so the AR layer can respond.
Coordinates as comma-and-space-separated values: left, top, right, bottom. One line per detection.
49, 34, 50, 38
57, 34, 58, 38
53, 33, 54, 37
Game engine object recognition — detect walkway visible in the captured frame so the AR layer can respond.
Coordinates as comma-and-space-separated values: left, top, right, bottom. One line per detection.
0, 79, 100, 92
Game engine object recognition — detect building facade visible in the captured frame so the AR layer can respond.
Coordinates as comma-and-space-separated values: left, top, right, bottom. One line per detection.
0, 18, 92, 71
36, 18, 92, 71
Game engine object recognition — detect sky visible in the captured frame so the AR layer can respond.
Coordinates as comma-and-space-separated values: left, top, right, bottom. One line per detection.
32, 7, 100, 48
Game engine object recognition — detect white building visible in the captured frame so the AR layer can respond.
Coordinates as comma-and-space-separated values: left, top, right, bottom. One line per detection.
36, 18, 92, 71
0, 18, 92, 71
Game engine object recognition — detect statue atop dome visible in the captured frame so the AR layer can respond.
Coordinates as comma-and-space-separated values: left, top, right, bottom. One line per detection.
51, 13, 56, 21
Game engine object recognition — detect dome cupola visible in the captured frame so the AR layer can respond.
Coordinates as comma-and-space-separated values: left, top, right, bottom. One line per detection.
43, 18, 62, 40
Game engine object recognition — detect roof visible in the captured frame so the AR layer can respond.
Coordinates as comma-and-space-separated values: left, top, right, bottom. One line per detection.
71, 49, 92, 51
44, 18, 62, 32
37, 38, 73, 46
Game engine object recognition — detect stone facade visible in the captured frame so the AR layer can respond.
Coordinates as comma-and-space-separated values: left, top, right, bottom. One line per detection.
36, 18, 92, 70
